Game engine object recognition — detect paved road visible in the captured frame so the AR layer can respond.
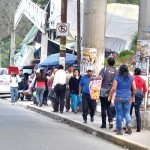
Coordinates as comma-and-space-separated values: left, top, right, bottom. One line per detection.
0, 100, 123, 150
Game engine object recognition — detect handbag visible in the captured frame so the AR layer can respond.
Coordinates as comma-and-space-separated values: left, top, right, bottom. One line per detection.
100, 87, 111, 97
135, 88, 144, 105
49, 90, 57, 101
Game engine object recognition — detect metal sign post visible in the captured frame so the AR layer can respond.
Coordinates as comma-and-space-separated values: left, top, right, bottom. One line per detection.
59, 0, 68, 69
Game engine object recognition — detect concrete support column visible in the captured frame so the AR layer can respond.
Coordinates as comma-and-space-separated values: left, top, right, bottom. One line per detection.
0, 49, 1, 68
10, 30, 16, 66
82, 0, 107, 74
40, 33, 48, 62
138, 0, 150, 39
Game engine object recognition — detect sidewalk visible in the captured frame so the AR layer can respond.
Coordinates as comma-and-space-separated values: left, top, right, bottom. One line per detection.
5, 99, 150, 150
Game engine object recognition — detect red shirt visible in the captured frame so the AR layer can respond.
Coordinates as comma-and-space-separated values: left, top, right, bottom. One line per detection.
134, 76, 147, 93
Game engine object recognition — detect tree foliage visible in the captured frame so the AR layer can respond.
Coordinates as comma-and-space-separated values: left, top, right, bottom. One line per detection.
107, 0, 139, 5
32, 0, 49, 6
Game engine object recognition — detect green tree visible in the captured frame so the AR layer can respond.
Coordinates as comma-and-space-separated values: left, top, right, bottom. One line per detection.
32, 0, 49, 6
107, 0, 139, 5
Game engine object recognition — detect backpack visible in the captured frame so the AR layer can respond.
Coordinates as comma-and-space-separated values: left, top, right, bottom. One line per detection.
100, 67, 116, 97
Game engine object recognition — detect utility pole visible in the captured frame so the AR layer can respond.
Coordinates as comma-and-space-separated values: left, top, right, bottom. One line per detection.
82, 0, 107, 74
10, 30, 16, 66
137, 0, 150, 128
77, 0, 81, 69
59, 0, 68, 69
138, 0, 150, 39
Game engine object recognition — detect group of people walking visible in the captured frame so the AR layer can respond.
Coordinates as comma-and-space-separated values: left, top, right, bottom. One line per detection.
10, 57, 147, 135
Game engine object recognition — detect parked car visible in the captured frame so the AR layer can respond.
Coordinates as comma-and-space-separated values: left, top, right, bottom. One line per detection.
0, 74, 10, 94
0, 68, 8, 75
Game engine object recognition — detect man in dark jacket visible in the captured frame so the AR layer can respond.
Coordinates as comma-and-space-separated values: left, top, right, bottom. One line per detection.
18, 69, 25, 101
99, 57, 116, 129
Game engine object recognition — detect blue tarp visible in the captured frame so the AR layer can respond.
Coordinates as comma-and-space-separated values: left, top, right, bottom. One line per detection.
38, 53, 77, 67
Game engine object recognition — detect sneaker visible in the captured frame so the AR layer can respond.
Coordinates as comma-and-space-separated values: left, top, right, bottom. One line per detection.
66, 109, 69, 112
60, 111, 63, 113
127, 124, 132, 134
100, 125, 106, 129
83, 120, 87, 124
74, 111, 77, 114
136, 128, 141, 132
116, 130, 123, 135
91, 117, 94, 122
109, 122, 113, 129
12, 103, 15, 105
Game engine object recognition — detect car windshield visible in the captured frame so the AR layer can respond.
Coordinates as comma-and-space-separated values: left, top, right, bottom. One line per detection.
0, 68, 8, 75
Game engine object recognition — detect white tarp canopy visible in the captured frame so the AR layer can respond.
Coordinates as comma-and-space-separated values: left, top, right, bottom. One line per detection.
14, 45, 35, 67
49, 1, 139, 52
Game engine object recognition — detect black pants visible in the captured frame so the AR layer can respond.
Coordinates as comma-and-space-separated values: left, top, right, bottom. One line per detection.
54, 84, 66, 112
65, 89, 71, 110
43, 89, 48, 105
82, 93, 96, 121
100, 96, 113, 126
130, 102, 141, 130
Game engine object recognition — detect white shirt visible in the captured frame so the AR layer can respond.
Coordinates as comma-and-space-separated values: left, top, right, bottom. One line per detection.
10, 75, 21, 87
53, 69, 66, 87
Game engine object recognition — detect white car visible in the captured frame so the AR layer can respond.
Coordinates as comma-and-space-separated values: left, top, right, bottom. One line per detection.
0, 74, 11, 94
0, 68, 8, 75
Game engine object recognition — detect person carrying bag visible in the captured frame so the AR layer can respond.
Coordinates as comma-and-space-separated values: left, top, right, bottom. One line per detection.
130, 68, 147, 132
99, 57, 117, 129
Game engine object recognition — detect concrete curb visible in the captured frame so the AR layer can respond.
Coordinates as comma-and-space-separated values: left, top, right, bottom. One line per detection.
23, 104, 150, 150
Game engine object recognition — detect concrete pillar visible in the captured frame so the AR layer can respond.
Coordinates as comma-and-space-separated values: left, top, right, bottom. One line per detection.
0, 49, 1, 68
10, 30, 16, 66
138, 0, 150, 39
50, 30, 55, 40
40, 33, 48, 62
82, 0, 107, 74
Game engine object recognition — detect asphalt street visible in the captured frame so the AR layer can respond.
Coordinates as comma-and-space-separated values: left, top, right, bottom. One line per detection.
0, 100, 123, 150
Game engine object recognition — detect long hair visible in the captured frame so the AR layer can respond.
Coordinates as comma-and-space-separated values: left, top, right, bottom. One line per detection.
119, 65, 129, 80
40, 69, 44, 76
73, 69, 80, 77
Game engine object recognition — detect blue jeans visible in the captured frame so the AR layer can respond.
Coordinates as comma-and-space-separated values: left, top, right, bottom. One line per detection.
36, 88, 45, 106
71, 94, 82, 111
115, 98, 132, 130
10, 87, 18, 103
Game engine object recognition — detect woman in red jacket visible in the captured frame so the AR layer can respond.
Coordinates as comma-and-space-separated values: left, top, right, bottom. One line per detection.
130, 68, 147, 132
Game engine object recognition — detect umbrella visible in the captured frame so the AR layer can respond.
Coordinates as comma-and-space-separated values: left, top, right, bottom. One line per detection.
38, 53, 77, 67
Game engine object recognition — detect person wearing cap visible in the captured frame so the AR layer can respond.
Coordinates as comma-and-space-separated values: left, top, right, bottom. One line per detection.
79, 66, 96, 123
52, 65, 67, 113
65, 64, 74, 112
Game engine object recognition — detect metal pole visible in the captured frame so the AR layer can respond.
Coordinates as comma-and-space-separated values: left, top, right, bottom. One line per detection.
59, 0, 68, 69
77, 0, 81, 69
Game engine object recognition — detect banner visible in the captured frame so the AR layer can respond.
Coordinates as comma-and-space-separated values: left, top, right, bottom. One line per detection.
136, 40, 150, 75
81, 48, 97, 74
14, 0, 47, 33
